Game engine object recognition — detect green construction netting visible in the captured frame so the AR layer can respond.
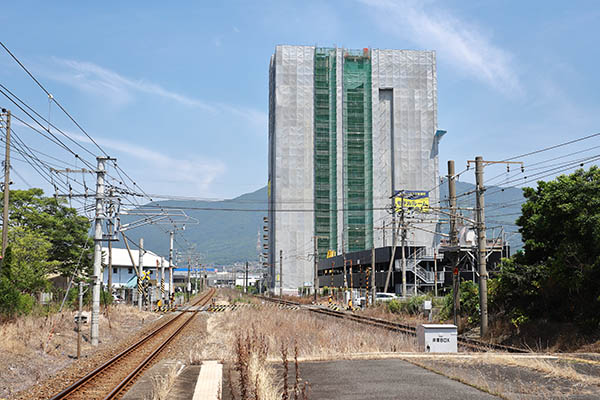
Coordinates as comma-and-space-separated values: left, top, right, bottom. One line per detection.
314, 48, 337, 259
343, 50, 373, 252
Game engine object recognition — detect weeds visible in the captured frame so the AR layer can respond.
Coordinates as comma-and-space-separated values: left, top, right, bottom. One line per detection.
150, 363, 180, 400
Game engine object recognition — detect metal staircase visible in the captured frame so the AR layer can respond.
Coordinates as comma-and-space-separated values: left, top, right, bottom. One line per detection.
405, 248, 444, 284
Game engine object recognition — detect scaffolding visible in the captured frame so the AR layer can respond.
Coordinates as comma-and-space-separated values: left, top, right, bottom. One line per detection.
314, 48, 337, 258
343, 49, 373, 252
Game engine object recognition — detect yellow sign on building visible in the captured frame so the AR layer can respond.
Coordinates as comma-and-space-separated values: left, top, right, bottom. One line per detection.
395, 191, 430, 212
326, 250, 337, 258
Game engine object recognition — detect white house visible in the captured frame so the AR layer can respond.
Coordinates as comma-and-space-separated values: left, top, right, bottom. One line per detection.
101, 247, 172, 292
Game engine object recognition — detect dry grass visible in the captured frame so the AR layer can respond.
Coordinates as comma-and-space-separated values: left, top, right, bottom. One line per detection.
203, 307, 416, 362
190, 303, 417, 399
407, 354, 600, 399
481, 355, 600, 385
149, 362, 182, 400
0, 304, 158, 398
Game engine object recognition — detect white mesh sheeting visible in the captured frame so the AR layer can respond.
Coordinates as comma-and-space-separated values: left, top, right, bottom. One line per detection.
270, 45, 315, 293
371, 50, 439, 249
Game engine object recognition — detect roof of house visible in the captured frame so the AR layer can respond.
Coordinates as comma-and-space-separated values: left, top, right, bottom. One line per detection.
101, 247, 167, 268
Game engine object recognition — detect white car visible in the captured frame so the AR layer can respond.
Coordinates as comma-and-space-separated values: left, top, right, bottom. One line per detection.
375, 292, 398, 302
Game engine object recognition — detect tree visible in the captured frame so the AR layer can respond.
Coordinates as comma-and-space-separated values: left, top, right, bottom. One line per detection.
1, 227, 59, 294
494, 167, 600, 330
1, 188, 92, 277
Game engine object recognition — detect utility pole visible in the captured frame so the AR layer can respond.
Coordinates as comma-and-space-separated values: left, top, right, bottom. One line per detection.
77, 281, 83, 359
244, 261, 248, 294
138, 238, 144, 311
160, 258, 165, 309
401, 204, 407, 297
187, 255, 191, 301
467, 156, 523, 337
371, 245, 376, 306
279, 250, 283, 298
434, 249, 438, 297
384, 193, 403, 295
448, 160, 460, 327
413, 246, 417, 296
107, 193, 114, 295
1, 108, 10, 266
91, 156, 111, 347
313, 236, 318, 301
168, 231, 174, 305
475, 156, 488, 337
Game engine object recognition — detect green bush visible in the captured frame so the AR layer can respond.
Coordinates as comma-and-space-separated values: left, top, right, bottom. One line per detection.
0, 276, 35, 317
387, 299, 401, 313
322, 286, 329, 296
439, 280, 480, 325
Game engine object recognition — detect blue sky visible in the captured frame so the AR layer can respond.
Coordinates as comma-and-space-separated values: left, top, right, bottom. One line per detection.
1, 0, 599, 200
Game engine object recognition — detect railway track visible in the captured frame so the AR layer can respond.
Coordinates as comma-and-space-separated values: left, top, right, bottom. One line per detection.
257, 295, 527, 354
50, 288, 216, 400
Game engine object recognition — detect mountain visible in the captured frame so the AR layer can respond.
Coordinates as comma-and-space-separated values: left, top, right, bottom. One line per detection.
439, 181, 524, 251
121, 182, 524, 265
120, 186, 267, 265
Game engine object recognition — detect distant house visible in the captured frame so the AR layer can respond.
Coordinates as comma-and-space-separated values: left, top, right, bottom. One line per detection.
101, 247, 172, 292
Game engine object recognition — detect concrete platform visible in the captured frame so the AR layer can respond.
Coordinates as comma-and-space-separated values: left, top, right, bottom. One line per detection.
295, 358, 497, 399
192, 361, 222, 400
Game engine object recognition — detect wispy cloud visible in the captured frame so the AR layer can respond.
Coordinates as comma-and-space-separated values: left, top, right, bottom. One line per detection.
43, 57, 267, 130
68, 131, 226, 194
359, 0, 521, 95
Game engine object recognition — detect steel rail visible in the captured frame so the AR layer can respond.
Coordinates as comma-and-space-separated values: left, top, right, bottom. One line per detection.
50, 288, 216, 400
257, 295, 528, 354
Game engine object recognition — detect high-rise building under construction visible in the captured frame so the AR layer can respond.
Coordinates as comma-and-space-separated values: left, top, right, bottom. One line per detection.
268, 45, 441, 294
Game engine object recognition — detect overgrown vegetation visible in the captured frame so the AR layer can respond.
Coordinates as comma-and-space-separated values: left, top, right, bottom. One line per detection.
0, 189, 92, 319
438, 168, 600, 340
492, 167, 600, 333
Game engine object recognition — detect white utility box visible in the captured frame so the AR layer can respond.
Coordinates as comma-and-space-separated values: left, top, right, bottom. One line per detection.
417, 324, 458, 353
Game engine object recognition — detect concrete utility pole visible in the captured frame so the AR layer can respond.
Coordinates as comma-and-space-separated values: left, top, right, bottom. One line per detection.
77, 281, 83, 359
107, 203, 114, 295
434, 249, 438, 297
371, 246, 376, 306
91, 156, 112, 347
448, 160, 460, 327
401, 203, 407, 297
279, 249, 283, 298
138, 238, 144, 311
160, 258, 165, 307
384, 193, 404, 295
187, 255, 191, 301
467, 156, 523, 337
474, 156, 488, 337
168, 231, 174, 303
1, 108, 10, 265
313, 236, 318, 301
244, 261, 248, 294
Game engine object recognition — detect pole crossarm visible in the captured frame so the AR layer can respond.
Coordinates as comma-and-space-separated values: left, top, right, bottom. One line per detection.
118, 208, 198, 231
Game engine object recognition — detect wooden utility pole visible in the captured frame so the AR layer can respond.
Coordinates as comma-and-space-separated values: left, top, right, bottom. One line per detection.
1, 108, 10, 265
